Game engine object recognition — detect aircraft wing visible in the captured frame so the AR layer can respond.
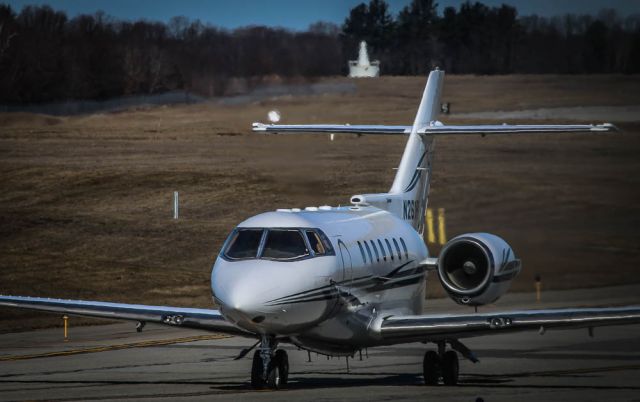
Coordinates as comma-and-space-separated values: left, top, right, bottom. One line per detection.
0, 295, 249, 336
252, 122, 617, 135
380, 306, 640, 343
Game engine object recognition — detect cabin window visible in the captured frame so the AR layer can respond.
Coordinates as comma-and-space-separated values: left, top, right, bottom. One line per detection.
369, 240, 380, 262
225, 229, 264, 259
378, 239, 387, 261
357, 241, 366, 263
393, 238, 402, 260
315, 230, 335, 255
306, 230, 326, 255
400, 237, 409, 259
364, 241, 374, 264
385, 239, 394, 261
262, 229, 309, 260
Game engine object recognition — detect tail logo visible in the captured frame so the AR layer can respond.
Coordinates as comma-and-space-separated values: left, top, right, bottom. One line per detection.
403, 151, 427, 193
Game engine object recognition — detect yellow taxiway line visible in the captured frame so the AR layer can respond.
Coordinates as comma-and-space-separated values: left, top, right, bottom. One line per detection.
0, 333, 231, 362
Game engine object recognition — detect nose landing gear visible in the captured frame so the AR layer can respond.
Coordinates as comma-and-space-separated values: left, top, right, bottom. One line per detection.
250, 336, 289, 390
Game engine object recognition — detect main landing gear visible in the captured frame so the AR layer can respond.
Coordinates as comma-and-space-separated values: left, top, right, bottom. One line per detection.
423, 342, 460, 386
251, 336, 289, 389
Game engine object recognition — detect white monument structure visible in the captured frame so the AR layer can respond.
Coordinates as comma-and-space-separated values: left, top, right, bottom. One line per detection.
348, 41, 380, 78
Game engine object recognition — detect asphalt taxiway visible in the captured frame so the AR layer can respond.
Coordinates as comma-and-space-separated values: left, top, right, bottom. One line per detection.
1, 285, 639, 402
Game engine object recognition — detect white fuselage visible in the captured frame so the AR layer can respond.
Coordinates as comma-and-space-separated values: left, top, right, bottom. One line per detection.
211, 205, 429, 355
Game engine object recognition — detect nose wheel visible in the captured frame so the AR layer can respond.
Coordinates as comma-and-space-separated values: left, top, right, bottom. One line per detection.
423, 348, 459, 386
250, 350, 265, 388
274, 349, 289, 387
250, 336, 289, 390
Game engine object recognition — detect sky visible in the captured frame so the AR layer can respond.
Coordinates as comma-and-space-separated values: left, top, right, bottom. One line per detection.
5, 0, 639, 30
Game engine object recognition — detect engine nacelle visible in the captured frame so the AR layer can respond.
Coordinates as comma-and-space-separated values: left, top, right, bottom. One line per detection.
437, 233, 521, 306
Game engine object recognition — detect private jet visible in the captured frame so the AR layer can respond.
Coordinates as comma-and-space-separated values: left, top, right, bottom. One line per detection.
1, 69, 639, 390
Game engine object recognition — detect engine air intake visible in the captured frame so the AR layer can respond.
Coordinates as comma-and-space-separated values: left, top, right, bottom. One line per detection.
437, 233, 521, 306
440, 240, 490, 292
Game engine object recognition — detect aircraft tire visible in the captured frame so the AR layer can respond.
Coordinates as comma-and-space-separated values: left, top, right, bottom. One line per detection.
251, 351, 265, 389
266, 359, 282, 389
275, 349, 289, 386
442, 350, 459, 386
423, 350, 440, 385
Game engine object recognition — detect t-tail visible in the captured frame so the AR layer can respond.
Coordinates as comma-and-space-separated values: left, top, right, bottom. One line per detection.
351, 69, 444, 235
252, 68, 616, 237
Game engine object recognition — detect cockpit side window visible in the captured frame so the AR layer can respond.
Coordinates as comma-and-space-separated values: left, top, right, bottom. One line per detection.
262, 229, 309, 260
316, 230, 335, 255
306, 230, 326, 255
225, 229, 264, 260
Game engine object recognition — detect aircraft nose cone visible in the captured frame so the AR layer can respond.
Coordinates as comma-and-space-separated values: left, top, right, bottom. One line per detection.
225, 289, 264, 318
211, 258, 323, 334
212, 266, 279, 329
221, 288, 283, 332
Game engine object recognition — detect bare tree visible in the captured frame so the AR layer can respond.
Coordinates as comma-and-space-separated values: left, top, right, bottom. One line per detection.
0, 23, 17, 60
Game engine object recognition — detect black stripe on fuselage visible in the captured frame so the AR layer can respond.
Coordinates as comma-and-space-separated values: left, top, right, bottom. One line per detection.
374, 261, 413, 281
273, 274, 425, 305
264, 275, 373, 305
266, 261, 424, 306
267, 262, 415, 304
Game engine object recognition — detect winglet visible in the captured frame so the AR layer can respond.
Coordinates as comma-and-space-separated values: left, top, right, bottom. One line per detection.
252, 122, 268, 131
594, 123, 619, 132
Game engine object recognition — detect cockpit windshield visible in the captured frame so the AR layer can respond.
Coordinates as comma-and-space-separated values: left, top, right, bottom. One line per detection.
262, 230, 308, 260
222, 228, 334, 261
225, 229, 263, 259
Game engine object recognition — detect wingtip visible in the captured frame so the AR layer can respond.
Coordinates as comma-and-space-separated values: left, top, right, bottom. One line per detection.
251, 122, 268, 132
593, 123, 620, 132
605, 123, 621, 132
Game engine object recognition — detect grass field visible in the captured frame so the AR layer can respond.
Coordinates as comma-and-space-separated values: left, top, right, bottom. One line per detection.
1, 74, 639, 332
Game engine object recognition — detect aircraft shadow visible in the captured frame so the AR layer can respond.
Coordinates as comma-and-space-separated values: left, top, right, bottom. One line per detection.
2, 374, 639, 395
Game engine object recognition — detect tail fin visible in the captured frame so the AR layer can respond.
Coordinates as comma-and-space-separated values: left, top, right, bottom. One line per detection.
389, 69, 444, 234
349, 69, 444, 236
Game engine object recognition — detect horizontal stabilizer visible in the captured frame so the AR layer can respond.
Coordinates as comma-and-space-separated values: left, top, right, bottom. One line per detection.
417, 122, 618, 135
252, 123, 410, 135
252, 122, 617, 136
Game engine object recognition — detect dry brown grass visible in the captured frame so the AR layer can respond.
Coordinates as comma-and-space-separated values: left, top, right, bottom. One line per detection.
1, 74, 640, 332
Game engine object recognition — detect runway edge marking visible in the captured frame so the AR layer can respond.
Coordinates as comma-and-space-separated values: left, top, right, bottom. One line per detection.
0, 333, 231, 362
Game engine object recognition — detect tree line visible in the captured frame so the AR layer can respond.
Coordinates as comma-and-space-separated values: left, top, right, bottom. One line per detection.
0, 1, 639, 104
343, 0, 640, 75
